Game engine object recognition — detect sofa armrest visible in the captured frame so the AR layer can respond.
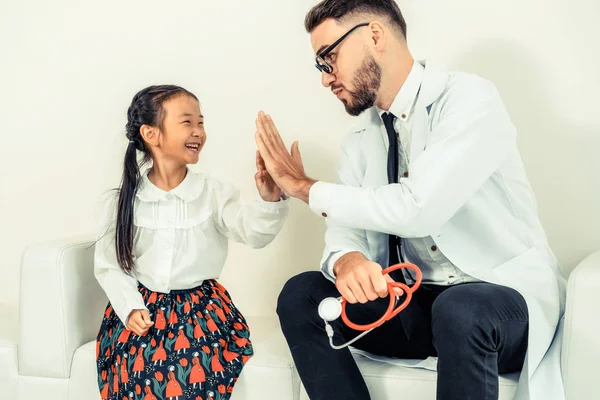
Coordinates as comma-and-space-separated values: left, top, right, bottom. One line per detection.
561, 249, 600, 399
19, 236, 107, 378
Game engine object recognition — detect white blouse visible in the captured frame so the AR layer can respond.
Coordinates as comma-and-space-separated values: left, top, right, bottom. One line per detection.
94, 168, 289, 325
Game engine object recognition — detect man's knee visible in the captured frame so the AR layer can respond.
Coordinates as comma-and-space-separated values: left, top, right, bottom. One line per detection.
276, 271, 329, 320
431, 284, 497, 347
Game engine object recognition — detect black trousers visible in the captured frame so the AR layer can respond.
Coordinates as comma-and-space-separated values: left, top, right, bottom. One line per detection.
277, 271, 528, 400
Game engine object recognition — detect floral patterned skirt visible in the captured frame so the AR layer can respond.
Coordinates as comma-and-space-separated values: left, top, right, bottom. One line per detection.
96, 280, 253, 400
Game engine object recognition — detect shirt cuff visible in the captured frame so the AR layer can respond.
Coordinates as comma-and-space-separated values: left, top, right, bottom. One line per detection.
256, 194, 290, 211
117, 295, 148, 327
309, 181, 336, 217
325, 250, 344, 278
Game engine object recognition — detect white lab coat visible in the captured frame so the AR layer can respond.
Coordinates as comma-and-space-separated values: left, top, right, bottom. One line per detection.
308, 60, 567, 400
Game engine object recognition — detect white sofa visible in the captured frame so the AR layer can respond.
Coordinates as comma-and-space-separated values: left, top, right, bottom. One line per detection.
0, 237, 598, 400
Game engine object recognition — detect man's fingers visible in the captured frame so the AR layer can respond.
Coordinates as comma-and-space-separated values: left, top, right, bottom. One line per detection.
255, 115, 274, 152
256, 111, 304, 183
256, 113, 279, 152
348, 277, 369, 304
353, 270, 378, 302
384, 275, 404, 297
338, 283, 358, 304
371, 270, 389, 298
258, 111, 280, 146
290, 141, 305, 172
254, 131, 273, 165
264, 113, 287, 150
255, 119, 282, 166
258, 111, 290, 161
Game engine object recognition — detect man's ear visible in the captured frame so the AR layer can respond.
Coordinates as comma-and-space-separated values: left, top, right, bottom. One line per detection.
369, 20, 386, 51
140, 124, 159, 147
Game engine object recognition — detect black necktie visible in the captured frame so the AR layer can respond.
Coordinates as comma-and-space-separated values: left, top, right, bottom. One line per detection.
382, 112, 404, 268
382, 112, 418, 340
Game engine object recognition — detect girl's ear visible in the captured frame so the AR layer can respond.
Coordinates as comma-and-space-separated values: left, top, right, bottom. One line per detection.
140, 124, 159, 146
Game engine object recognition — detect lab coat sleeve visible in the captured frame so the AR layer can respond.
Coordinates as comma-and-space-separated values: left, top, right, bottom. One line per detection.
94, 194, 147, 326
213, 179, 289, 248
309, 78, 516, 238
319, 135, 372, 282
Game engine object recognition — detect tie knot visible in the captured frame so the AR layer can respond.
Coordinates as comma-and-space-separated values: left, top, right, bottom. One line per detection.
382, 112, 397, 139
382, 112, 396, 126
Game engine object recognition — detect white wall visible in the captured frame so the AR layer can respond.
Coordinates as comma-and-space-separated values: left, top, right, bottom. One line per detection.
1, 0, 598, 318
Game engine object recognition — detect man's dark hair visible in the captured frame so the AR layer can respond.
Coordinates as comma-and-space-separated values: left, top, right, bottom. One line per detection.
305, 0, 407, 40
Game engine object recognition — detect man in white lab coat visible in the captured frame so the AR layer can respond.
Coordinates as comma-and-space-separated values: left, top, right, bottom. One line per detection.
254, 1, 566, 399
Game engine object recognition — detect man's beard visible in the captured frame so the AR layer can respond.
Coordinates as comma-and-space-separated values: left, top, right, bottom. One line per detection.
339, 54, 382, 116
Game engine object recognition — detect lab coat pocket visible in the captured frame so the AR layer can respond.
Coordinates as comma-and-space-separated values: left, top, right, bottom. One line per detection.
491, 246, 557, 300
491, 247, 537, 272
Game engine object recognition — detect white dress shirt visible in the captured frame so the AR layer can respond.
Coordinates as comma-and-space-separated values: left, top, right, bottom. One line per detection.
325, 61, 478, 285
94, 168, 289, 325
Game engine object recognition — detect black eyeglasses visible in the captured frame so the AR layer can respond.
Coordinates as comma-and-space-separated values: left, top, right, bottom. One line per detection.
315, 22, 370, 74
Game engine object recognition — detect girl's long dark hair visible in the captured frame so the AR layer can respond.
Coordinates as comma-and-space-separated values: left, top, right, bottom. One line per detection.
116, 85, 197, 273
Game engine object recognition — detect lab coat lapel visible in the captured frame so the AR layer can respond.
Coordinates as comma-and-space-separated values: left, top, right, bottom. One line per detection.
362, 109, 388, 188
361, 60, 449, 188
409, 60, 449, 161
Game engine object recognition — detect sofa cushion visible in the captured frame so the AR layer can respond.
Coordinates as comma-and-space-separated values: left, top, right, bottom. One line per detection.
69, 316, 300, 400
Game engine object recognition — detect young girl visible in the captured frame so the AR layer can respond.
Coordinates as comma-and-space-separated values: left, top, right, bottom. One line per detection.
94, 85, 289, 400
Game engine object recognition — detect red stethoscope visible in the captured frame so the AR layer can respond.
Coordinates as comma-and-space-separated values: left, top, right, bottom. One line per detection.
318, 263, 422, 350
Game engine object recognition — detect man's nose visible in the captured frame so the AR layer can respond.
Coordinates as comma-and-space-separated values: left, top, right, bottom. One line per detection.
321, 70, 336, 88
